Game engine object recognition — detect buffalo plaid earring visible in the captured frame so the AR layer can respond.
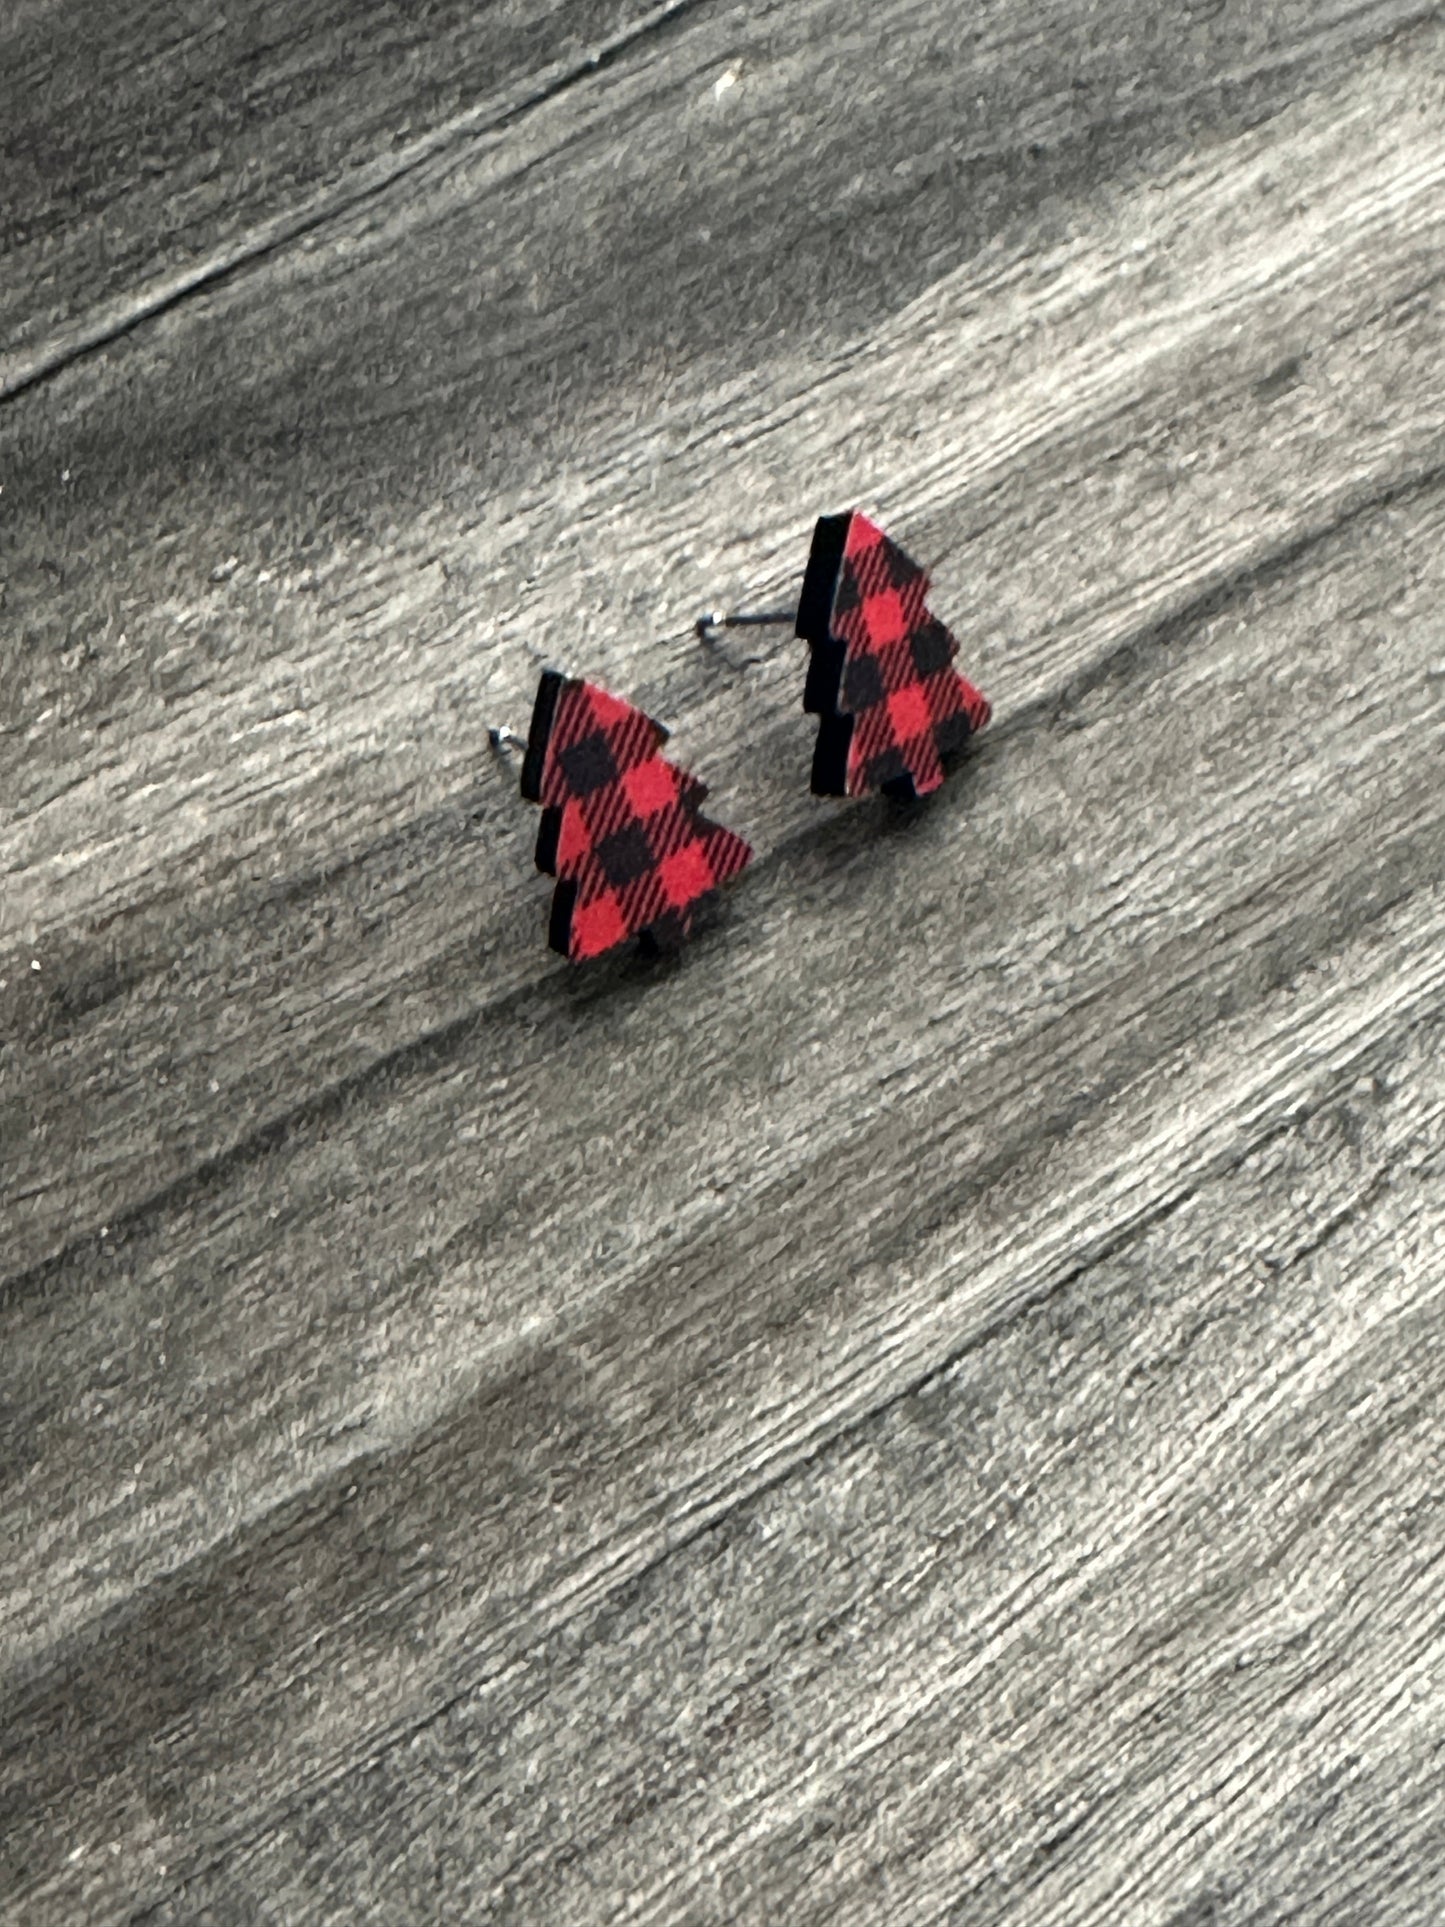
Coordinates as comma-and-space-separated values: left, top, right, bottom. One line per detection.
492, 671, 753, 961
698, 511, 991, 801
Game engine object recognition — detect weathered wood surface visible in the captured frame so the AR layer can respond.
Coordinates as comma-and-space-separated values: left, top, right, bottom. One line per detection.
2, 0, 1443, 1919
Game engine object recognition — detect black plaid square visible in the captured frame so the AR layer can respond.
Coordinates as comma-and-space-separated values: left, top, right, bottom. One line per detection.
932, 708, 975, 759
866, 745, 908, 788
557, 730, 618, 798
884, 538, 923, 591
910, 619, 953, 680
595, 820, 656, 888
842, 653, 886, 713
831, 565, 862, 616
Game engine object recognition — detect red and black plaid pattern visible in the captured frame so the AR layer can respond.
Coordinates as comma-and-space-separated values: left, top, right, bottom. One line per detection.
797, 511, 991, 800
519, 670, 753, 960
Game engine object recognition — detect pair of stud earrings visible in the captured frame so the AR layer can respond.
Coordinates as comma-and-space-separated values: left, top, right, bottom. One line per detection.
490, 510, 992, 961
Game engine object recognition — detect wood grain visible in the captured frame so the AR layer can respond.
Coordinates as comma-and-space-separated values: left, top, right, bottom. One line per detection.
2, 0, 1443, 1921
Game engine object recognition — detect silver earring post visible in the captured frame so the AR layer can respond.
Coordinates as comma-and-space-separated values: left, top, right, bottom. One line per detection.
694, 607, 797, 644
488, 725, 526, 753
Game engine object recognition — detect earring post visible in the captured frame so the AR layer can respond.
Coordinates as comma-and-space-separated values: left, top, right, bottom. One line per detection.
695, 607, 797, 643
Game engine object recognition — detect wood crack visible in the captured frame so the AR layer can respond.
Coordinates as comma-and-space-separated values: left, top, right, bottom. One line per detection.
0, 0, 710, 408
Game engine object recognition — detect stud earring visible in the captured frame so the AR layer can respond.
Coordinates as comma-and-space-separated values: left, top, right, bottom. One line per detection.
698, 511, 991, 801
494, 671, 753, 961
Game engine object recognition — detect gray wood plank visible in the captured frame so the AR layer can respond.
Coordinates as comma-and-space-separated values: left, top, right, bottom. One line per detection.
157, 1016, 1440, 1926
0, 0, 688, 393
2, 0, 1443, 1921
4, 0, 1434, 395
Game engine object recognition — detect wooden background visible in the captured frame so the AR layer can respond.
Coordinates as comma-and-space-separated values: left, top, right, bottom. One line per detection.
3, 1, 1444, 1919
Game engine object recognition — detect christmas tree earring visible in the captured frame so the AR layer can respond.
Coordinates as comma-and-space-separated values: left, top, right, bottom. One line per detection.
491, 672, 753, 961
697, 511, 991, 802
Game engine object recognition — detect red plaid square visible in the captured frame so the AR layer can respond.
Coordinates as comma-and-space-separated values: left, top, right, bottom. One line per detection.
658, 839, 714, 909
569, 891, 629, 959
886, 681, 931, 747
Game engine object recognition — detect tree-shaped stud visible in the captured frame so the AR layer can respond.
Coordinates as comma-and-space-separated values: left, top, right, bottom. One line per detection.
797, 511, 991, 800
519, 671, 753, 960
